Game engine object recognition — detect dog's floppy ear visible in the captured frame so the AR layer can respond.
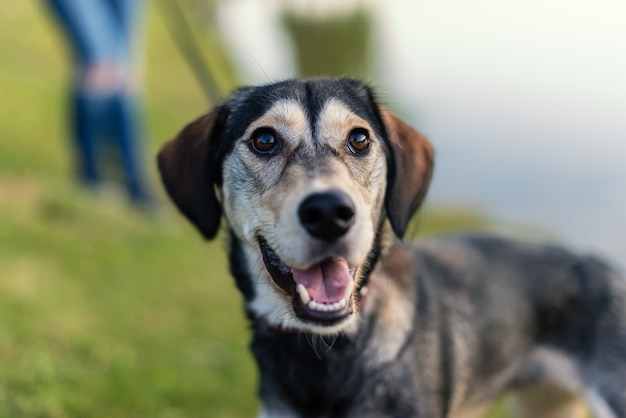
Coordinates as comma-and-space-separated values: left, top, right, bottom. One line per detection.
380, 108, 434, 239
157, 106, 228, 239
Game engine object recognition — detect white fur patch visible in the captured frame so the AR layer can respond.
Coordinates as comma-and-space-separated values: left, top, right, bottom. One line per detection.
221, 97, 387, 334
529, 347, 583, 393
586, 389, 618, 418
257, 404, 300, 418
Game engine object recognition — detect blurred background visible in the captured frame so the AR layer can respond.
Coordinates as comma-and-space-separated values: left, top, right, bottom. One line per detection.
0, 0, 623, 417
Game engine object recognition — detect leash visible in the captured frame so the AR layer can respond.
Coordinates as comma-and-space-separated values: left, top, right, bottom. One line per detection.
155, 0, 224, 105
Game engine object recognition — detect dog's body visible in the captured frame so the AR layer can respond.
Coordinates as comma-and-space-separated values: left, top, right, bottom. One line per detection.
158, 79, 626, 417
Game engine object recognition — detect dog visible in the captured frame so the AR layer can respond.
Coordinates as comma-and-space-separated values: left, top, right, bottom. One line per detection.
158, 78, 626, 418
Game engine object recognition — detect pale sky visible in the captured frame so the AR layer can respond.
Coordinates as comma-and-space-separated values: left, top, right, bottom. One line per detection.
218, 0, 626, 264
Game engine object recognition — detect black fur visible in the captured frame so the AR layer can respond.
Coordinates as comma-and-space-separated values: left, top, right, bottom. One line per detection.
158, 78, 626, 417
244, 232, 626, 417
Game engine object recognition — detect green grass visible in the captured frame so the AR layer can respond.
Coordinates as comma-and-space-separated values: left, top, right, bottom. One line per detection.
0, 3, 509, 417
0, 192, 255, 417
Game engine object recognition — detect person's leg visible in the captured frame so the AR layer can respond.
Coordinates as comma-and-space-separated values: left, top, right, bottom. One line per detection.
110, 0, 145, 48
110, 93, 152, 204
47, 0, 120, 68
71, 89, 110, 186
47, 0, 124, 188
108, 0, 154, 204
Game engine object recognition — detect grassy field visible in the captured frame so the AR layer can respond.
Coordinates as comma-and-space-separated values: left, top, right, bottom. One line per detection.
0, 3, 509, 417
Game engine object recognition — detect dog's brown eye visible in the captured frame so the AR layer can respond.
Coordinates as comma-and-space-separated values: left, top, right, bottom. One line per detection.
347, 129, 370, 154
250, 129, 278, 155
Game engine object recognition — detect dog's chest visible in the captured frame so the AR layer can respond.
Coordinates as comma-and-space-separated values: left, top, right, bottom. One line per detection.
251, 323, 440, 418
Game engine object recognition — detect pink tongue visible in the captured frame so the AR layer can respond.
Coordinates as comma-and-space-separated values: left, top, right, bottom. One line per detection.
292, 258, 352, 303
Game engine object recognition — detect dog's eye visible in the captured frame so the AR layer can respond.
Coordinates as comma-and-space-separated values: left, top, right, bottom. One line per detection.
347, 129, 370, 154
250, 129, 278, 155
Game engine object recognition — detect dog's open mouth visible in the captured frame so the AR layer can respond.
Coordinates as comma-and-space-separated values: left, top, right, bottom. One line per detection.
259, 238, 355, 325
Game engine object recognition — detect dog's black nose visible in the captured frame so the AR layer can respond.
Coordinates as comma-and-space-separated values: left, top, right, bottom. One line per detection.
298, 191, 355, 242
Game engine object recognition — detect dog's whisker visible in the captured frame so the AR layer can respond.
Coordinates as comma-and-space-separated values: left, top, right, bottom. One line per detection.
236, 47, 273, 84
305, 333, 324, 361
321, 334, 338, 352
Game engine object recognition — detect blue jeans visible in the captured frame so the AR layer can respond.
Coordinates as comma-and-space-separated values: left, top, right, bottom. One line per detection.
48, 0, 152, 203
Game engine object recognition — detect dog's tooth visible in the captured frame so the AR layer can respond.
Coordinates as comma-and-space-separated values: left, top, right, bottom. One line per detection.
307, 299, 349, 312
360, 286, 368, 297
296, 284, 311, 305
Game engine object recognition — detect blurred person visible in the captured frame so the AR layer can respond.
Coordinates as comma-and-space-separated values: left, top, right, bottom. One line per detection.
46, 0, 154, 208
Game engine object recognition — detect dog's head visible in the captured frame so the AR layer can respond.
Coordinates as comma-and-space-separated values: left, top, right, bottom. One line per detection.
158, 79, 433, 334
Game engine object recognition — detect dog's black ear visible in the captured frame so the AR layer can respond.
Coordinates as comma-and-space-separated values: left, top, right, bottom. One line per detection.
380, 108, 434, 239
157, 106, 228, 239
